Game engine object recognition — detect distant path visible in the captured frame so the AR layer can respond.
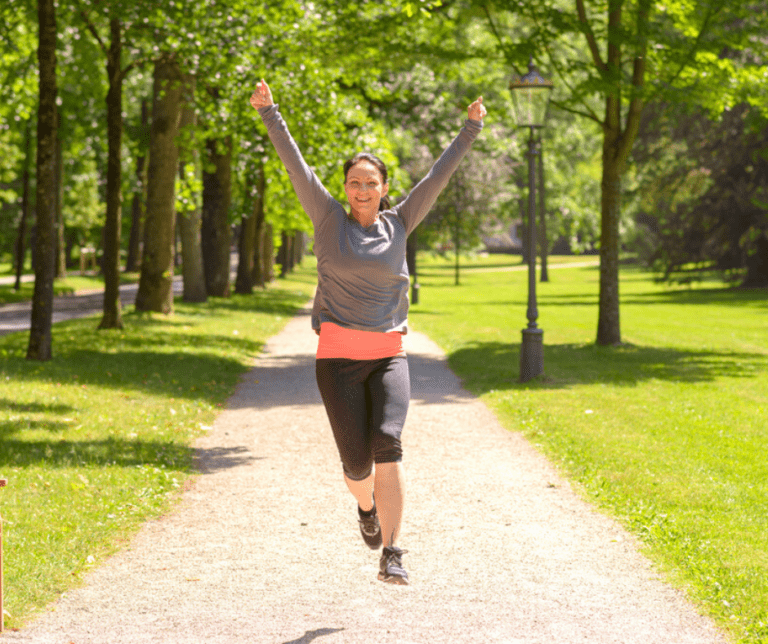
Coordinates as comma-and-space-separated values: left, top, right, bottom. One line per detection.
0, 281, 182, 336
5, 307, 727, 644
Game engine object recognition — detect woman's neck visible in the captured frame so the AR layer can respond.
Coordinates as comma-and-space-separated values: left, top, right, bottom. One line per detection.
350, 208, 379, 228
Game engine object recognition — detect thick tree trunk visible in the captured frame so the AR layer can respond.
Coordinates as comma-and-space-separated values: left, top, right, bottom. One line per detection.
250, 167, 267, 288
454, 212, 461, 286
235, 208, 256, 294
54, 114, 65, 279
293, 231, 305, 265
177, 74, 207, 303
27, 0, 57, 361
126, 99, 148, 273
278, 231, 294, 277
262, 223, 274, 284
742, 233, 768, 288
99, 18, 124, 329
539, 138, 549, 283
135, 55, 182, 314
235, 164, 265, 295
201, 136, 232, 297
597, 134, 622, 346
14, 119, 33, 291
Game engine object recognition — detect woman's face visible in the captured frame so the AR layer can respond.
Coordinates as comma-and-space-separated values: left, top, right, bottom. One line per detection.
344, 160, 388, 223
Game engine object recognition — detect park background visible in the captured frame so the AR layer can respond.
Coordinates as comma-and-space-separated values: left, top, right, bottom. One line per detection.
0, 0, 766, 642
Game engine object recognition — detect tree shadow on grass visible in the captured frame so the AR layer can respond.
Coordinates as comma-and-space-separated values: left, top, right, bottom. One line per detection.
0, 436, 192, 469
448, 341, 768, 394
621, 286, 768, 307
0, 398, 74, 414
5, 344, 261, 402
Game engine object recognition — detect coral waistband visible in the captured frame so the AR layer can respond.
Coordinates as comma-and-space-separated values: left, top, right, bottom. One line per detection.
316, 322, 405, 360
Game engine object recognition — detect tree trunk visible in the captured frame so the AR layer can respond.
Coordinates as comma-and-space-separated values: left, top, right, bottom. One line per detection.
234, 207, 256, 294
135, 55, 182, 314
293, 231, 305, 266
177, 73, 207, 303
251, 166, 267, 288
14, 118, 33, 291
454, 211, 460, 286
539, 137, 549, 283
99, 17, 124, 329
742, 233, 768, 288
27, 0, 57, 361
54, 112, 65, 279
262, 223, 274, 284
235, 163, 265, 295
596, 134, 622, 346
278, 231, 293, 277
125, 99, 148, 273
201, 136, 232, 297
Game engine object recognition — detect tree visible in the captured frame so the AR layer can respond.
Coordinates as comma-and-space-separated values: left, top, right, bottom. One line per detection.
177, 73, 207, 303
98, 17, 125, 329
14, 119, 34, 291
135, 55, 182, 314
125, 99, 149, 273
201, 134, 232, 297
479, 0, 757, 344
27, 0, 57, 361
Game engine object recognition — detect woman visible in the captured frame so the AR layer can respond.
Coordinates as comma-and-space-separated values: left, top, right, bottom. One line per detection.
250, 79, 486, 585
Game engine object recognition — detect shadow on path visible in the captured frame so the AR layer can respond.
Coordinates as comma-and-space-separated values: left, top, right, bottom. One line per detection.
281, 628, 345, 644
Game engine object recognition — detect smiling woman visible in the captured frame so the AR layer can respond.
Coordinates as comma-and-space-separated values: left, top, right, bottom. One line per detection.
250, 78, 486, 586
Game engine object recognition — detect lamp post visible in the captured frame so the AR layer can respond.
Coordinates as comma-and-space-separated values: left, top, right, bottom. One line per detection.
510, 58, 553, 382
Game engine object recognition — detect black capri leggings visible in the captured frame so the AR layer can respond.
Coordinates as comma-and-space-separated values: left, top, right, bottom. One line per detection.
315, 356, 410, 481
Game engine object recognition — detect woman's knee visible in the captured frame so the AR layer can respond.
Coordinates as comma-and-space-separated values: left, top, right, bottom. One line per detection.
343, 458, 374, 481
372, 433, 402, 464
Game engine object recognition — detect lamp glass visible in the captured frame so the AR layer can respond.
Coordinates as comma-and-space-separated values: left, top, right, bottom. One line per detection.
511, 85, 551, 128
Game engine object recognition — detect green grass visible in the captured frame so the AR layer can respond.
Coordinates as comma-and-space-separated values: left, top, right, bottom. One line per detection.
0, 263, 316, 629
409, 254, 767, 644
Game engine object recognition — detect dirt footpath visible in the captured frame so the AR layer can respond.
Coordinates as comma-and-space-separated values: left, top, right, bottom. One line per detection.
4, 309, 727, 644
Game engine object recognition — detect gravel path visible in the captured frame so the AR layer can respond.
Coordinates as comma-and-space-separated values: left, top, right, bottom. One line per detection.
4, 308, 727, 644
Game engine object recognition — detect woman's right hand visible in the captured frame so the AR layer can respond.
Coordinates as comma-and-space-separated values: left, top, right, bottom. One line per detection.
250, 79, 274, 110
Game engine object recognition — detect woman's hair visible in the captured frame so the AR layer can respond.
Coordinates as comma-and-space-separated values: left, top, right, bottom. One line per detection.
343, 152, 391, 211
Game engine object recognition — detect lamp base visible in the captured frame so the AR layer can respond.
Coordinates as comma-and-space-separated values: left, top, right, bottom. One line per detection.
520, 327, 544, 382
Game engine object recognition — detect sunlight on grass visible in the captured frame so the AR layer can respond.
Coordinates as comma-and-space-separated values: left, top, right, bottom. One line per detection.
0, 264, 316, 628
409, 256, 768, 644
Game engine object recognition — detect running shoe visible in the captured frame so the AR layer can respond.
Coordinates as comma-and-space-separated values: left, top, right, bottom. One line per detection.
358, 502, 382, 549
378, 546, 409, 585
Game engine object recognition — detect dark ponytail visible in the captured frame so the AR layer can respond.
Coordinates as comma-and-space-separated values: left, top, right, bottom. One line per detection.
343, 152, 391, 212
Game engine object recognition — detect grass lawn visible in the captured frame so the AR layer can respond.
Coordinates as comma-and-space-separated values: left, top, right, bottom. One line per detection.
0, 265, 316, 629
410, 254, 767, 644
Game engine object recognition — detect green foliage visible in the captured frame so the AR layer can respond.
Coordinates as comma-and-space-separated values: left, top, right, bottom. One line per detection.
629, 102, 768, 285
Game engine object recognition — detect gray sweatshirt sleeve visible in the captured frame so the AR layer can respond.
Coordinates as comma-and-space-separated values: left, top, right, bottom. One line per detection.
395, 118, 483, 236
258, 104, 335, 227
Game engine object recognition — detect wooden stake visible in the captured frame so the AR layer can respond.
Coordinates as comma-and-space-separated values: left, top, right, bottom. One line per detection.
0, 478, 7, 633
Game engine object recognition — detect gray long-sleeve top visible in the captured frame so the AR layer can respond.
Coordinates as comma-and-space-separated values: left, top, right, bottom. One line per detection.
258, 104, 483, 334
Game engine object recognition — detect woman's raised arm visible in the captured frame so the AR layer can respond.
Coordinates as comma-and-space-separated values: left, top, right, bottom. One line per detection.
251, 79, 333, 228
396, 97, 486, 235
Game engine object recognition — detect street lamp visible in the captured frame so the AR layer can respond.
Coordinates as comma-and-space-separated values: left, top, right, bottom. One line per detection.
510, 58, 553, 382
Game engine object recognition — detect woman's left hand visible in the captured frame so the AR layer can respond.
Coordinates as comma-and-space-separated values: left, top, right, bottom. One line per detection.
468, 96, 487, 121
